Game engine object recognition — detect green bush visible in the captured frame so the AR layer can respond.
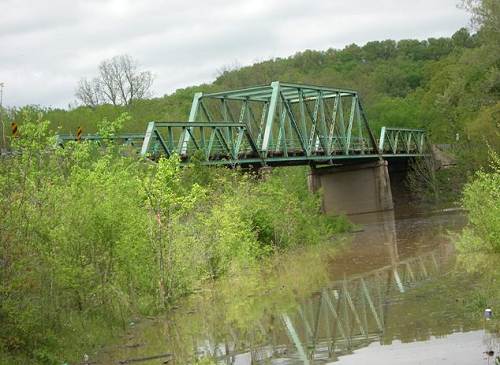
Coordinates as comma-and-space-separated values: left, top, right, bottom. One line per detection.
0, 114, 348, 363
458, 150, 500, 252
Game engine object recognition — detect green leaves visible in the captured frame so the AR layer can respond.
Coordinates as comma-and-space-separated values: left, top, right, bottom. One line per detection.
458, 150, 500, 252
96, 112, 131, 138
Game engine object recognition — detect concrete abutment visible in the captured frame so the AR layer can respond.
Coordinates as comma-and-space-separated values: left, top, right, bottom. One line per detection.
308, 160, 394, 216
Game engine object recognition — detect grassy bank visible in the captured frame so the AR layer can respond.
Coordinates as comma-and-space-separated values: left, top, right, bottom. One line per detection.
0, 113, 349, 364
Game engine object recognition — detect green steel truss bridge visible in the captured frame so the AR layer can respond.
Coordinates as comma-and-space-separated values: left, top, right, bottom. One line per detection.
57, 82, 428, 167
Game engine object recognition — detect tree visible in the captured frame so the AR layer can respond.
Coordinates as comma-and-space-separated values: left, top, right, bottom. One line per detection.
462, 0, 500, 41
75, 77, 101, 107
76, 55, 154, 107
452, 27, 474, 48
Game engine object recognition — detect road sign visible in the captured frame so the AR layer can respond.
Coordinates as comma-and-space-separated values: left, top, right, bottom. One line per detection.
11, 122, 18, 137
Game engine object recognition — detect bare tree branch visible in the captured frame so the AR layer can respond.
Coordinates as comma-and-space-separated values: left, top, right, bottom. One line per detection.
75, 78, 101, 108
75, 54, 154, 107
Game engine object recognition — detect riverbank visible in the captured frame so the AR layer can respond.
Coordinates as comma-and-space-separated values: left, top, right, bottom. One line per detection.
94, 209, 500, 365
0, 118, 350, 364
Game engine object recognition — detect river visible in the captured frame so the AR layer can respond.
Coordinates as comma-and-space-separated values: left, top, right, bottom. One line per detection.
96, 209, 500, 364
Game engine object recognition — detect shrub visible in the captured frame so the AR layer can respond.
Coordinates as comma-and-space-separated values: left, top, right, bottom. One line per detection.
458, 150, 500, 252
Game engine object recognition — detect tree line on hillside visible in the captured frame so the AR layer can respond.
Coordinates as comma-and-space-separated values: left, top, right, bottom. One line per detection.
1, 1, 498, 169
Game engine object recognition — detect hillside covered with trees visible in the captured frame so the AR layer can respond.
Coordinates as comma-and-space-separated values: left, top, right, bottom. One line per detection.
2, 2, 497, 172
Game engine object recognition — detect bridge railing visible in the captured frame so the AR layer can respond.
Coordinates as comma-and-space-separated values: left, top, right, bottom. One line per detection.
378, 127, 428, 155
55, 125, 429, 166
56, 133, 145, 146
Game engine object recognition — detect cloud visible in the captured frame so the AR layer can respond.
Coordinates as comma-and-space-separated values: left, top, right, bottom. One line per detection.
0, 0, 469, 107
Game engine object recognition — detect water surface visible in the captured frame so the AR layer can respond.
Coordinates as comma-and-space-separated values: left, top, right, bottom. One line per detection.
97, 209, 500, 364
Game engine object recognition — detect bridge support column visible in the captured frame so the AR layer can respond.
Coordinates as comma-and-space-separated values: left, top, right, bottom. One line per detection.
308, 160, 393, 216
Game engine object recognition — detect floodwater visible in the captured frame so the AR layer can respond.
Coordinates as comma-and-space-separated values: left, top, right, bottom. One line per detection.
96, 209, 500, 364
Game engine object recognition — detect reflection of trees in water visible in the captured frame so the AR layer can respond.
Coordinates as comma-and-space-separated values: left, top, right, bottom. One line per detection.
101, 212, 483, 365
188, 246, 451, 364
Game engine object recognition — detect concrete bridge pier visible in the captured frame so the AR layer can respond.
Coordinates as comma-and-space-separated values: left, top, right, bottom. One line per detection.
308, 160, 394, 216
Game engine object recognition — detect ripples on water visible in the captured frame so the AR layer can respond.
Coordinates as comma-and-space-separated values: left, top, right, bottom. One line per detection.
97, 209, 500, 365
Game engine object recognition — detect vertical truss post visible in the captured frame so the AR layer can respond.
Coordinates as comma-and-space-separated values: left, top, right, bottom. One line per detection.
405, 133, 411, 153
355, 101, 365, 153
140, 121, 156, 157
313, 94, 321, 152
181, 92, 203, 154
298, 89, 308, 149
394, 131, 400, 153
419, 132, 425, 153
336, 95, 346, 151
317, 94, 327, 153
261, 82, 280, 156
379, 126, 386, 152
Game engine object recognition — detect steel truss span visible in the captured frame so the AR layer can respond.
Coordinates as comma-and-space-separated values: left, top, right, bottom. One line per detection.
57, 82, 429, 167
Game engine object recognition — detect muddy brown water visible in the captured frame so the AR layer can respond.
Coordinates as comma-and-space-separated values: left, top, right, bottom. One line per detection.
95, 209, 500, 365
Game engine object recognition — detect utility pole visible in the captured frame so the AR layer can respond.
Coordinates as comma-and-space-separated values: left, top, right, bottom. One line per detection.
0, 82, 4, 149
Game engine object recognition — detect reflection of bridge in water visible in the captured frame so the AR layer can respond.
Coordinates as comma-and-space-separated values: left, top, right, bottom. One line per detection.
279, 248, 444, 364
199, 212, 455, 365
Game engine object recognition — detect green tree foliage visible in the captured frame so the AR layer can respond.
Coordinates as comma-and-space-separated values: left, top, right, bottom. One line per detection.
462, 0, 500, 41
458, 150, 500, 253
0, 114, 347, 364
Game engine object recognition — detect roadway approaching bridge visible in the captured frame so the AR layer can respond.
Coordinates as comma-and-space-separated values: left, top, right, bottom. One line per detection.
57, 82, 429, 216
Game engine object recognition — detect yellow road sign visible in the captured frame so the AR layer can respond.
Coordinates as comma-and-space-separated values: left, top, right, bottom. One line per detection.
11, 122, 18, 137
76, 127, 83, 142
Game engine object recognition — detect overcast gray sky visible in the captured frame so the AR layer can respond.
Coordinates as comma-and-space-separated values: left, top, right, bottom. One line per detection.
0, 0, 469, 108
